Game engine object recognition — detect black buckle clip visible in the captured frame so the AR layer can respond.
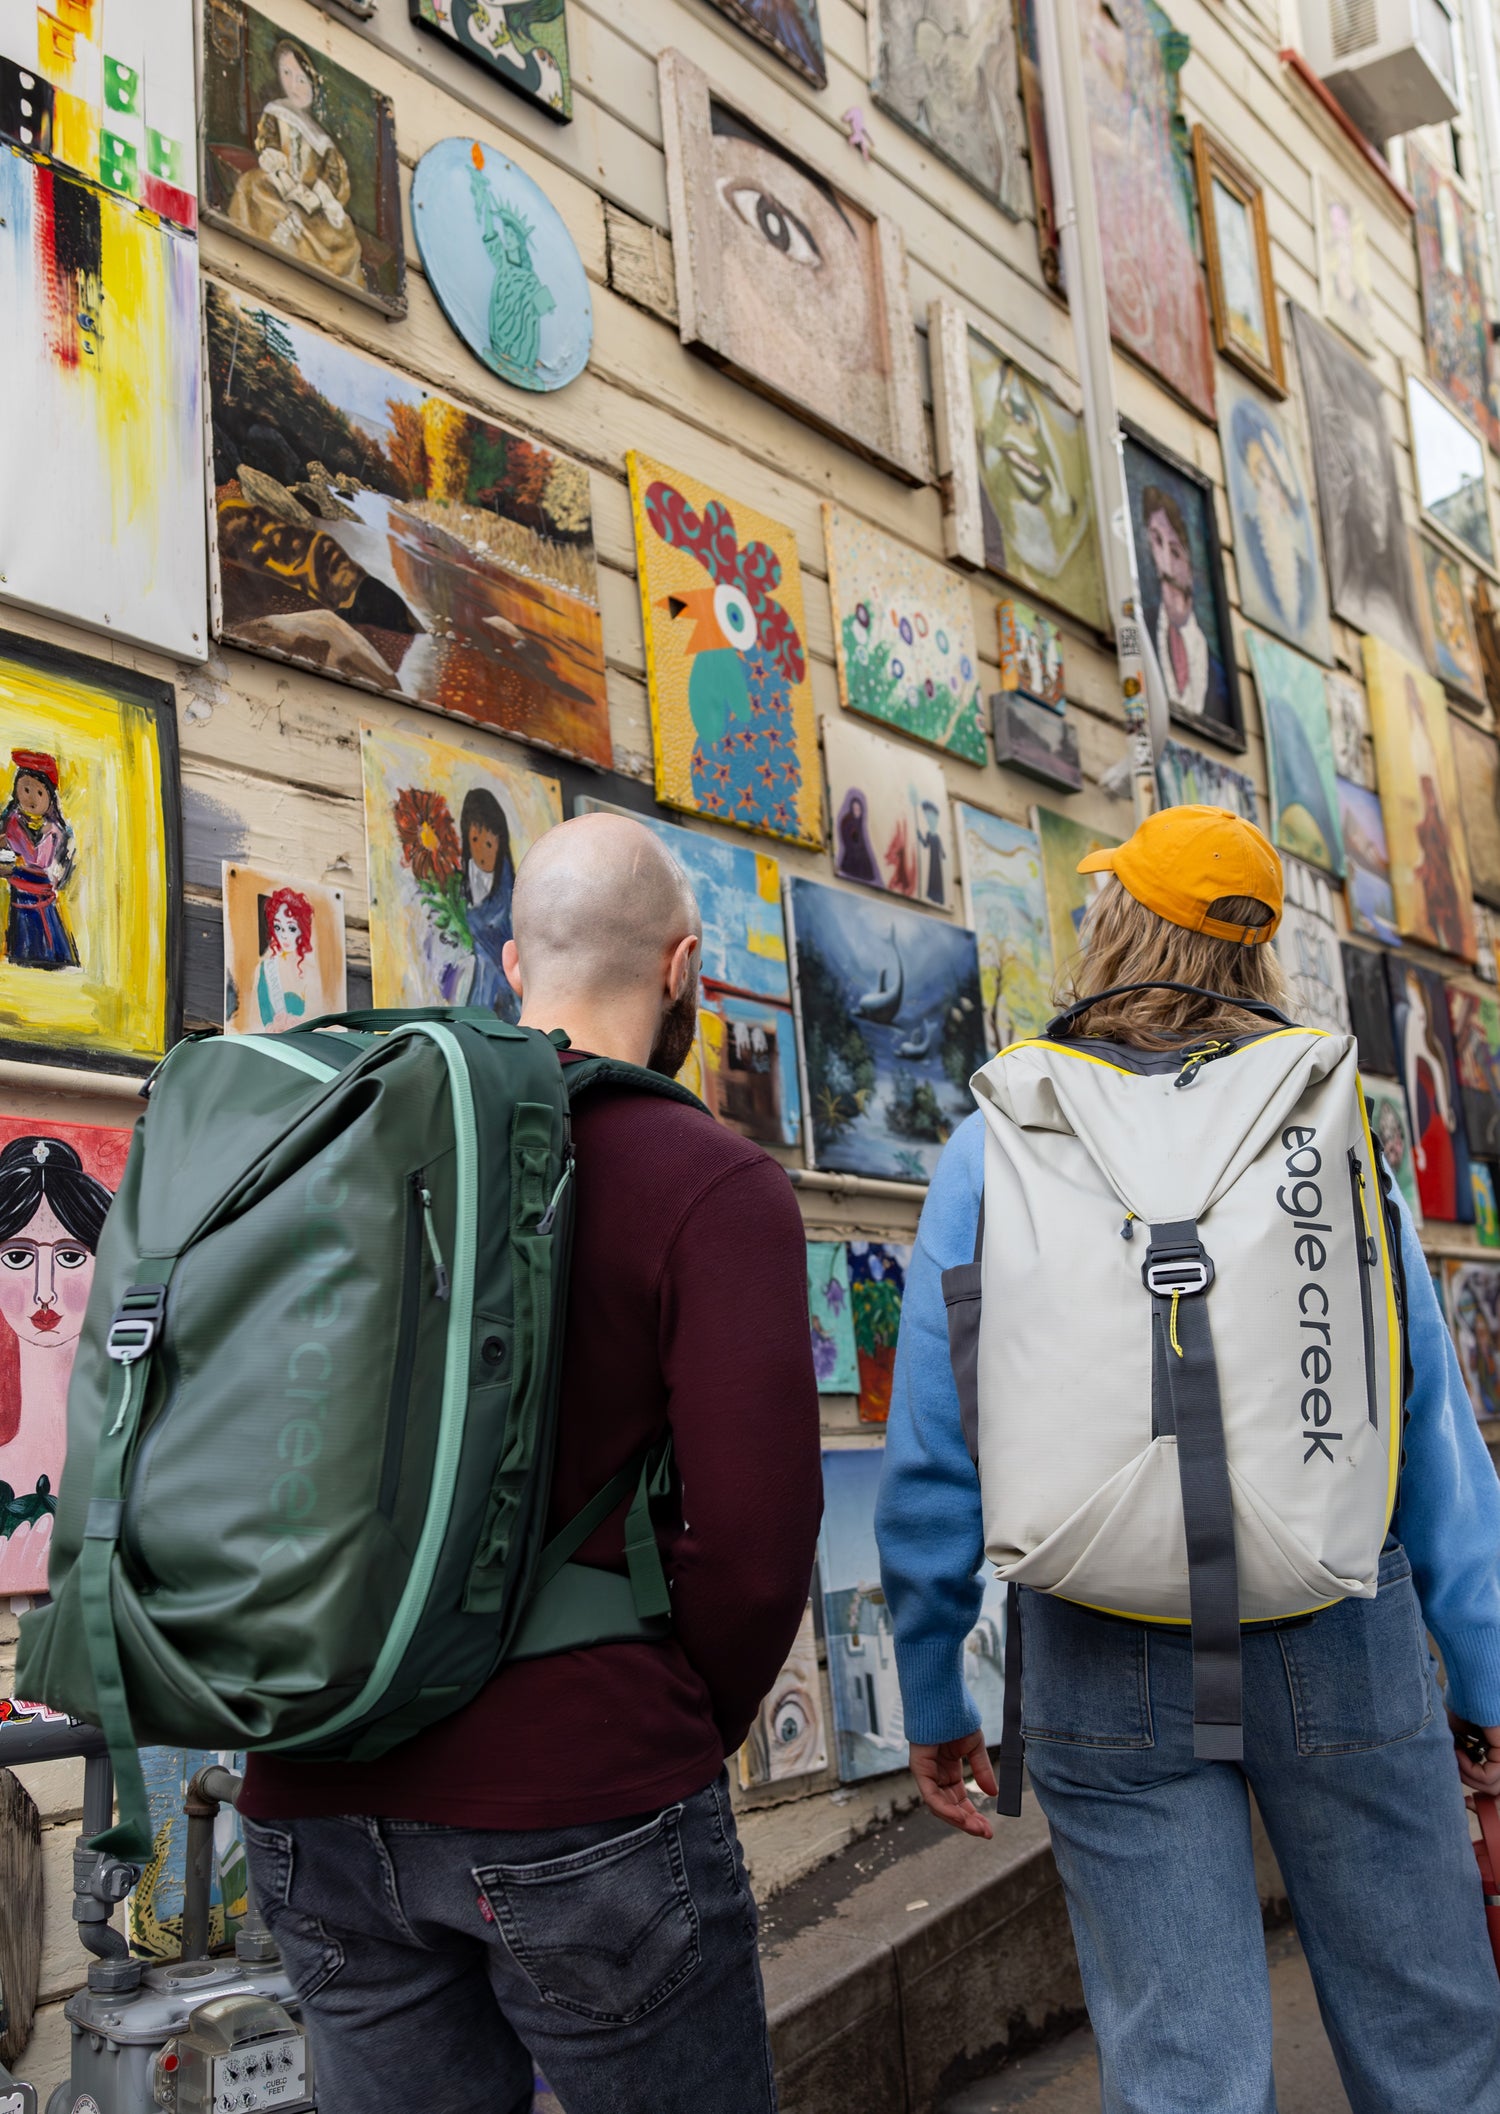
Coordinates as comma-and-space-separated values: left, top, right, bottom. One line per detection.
106, 1284, 166, 1365
1142, 1243, 1215, 1298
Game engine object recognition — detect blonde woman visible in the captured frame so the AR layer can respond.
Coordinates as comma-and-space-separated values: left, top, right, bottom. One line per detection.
878, 806, 1500, 2112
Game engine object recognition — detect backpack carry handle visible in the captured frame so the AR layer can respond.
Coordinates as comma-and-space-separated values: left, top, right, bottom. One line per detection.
1045, 982, 1295, 1039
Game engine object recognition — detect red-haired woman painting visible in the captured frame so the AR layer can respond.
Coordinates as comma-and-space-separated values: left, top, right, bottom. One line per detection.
255, 886, 316, 1030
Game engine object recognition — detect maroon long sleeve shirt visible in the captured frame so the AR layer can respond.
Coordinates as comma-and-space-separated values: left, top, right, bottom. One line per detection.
240, 1075, 822, 1830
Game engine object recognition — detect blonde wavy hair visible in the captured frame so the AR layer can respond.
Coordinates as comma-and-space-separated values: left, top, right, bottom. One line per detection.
1058, 878, 1292, 1051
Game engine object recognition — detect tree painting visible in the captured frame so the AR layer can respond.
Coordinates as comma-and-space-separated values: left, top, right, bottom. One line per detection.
848, 1240, 911, 1424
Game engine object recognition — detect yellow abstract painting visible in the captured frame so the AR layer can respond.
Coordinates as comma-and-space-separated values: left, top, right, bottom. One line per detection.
1361, 636, 1476, 963
628, 453, 823, 849
0, 634, 178, 1065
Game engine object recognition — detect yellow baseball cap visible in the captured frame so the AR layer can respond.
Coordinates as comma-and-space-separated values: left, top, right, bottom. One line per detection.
1076, 804, 1283, 945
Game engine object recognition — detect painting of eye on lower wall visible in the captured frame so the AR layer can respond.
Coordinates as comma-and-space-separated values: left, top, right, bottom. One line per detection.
1155, 741, 1259, 826
1291, 306, 1429, 674
1443, 1259, 1500, 1420
1219, 371, 1331, 666
1033, 806, 1121, 984
788, 879, 985, 1183
362, 722, 562, 1016
1447, 986, 1500, 1161
1410, 145, 1500, 454
738, 1604, 827, 1789
409, 0, 573, 121
660, 54, 926, 483
1387, 953, 1473, 1224
825, 509, 987, 766
824, 717, 954, 911
704, 0, 826, 86
955, 803, 1054, 1050
1123, 429, 1243, 749
820, 1446, 1008, 1781
1244, 632, 1344, 877
0, 1115, 131, 1597
0, 635, 181, 1068
201, 0, 404, 315
931, 305, 1108, 634
222, 862, 346, 1035
849, 1239, 911, 1424
868, 0, 1029, 216
0, 0, 206, 660
1362, 635, 1476, 962
206, 283, 610, 766
628, 454, 822, 849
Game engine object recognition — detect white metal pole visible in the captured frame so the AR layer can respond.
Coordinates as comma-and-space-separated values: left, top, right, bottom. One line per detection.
1033, 0, 1164, 819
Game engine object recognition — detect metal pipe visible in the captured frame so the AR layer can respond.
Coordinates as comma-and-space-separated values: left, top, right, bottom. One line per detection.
181, 1766, 242, 1962
1032, 0, 1163, 817
0, 1721, 108, 1766
786, 1167, 927, 1204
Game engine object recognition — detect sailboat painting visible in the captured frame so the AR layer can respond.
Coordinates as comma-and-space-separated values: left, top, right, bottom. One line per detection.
787, 877, 985, 1182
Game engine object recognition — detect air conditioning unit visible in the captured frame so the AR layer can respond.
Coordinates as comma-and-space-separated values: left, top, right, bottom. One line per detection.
1301, 0, 1461, 139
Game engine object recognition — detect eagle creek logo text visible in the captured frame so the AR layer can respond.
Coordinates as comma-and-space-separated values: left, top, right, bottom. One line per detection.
267, 1138, 356, 1564
1279, 1126, 1340, 1466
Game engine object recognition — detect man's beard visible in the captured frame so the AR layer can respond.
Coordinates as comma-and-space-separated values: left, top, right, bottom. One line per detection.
649, 973, 700, 1078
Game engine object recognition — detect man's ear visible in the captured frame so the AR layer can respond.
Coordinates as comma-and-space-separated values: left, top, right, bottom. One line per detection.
667, 933, 700, 1001
502, 938, 524, 1000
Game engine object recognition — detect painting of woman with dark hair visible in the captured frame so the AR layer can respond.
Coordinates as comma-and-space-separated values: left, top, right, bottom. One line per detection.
1393, 967, 1463, 1222
227, 38, 364, 289
460, 786, 519, 1018
0, 1127, 127, 1594
0, 749, 78, 969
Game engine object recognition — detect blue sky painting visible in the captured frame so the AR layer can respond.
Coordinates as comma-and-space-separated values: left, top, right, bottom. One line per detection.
789, 877, 985, 1182
575, 798, 790, 1002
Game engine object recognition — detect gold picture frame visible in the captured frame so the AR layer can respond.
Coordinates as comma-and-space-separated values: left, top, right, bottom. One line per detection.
1192, 125, 1285, 397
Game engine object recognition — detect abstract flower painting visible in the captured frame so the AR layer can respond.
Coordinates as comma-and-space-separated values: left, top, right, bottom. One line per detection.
629, 454, 822, 848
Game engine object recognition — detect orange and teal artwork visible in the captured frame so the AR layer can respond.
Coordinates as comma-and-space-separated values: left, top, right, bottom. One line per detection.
0, 0, 205, 658
849, 1239, 911, 1423
208, 281, 610, 765
410, 0, 572, 120
629, 454, 823, 848
411, 137, 591, 392
0, 632, 181, 1069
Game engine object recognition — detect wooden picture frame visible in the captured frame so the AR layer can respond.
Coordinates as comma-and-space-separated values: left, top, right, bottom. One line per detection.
659, 49, 928, 486
1192, 125, 1285, 397
0, 629, 183, 1074
1406, 367, 1498, 578
1121, 419, 1246, 751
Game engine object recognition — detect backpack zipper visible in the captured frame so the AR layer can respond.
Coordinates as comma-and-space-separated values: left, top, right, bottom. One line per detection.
1349, 1151, 1379, 1430
379, 1172, 439, 1518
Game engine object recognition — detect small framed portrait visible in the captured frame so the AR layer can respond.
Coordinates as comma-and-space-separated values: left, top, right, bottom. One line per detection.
1313, 172, 1376, 352
659, 49, 927, 485
201, 0, 405, 316
1122, 424, 1244, 749
1406, 369, 1497, 575
1192, 126, 1285, 397
1415, 535, 1486, 704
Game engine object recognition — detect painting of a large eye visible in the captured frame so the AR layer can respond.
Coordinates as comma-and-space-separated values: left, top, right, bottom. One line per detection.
714, 583, 760, 653
768, 1680, 820, 1770
54, 1246, 90, 1271
0, 1246, 34, 1272
719, 181, 822, 266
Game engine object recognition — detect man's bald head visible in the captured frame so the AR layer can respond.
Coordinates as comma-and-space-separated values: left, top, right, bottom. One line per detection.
510, 812, 701, 1005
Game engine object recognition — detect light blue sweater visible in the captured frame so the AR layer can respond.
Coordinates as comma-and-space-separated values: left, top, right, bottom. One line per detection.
875, 1110, 1500, 1741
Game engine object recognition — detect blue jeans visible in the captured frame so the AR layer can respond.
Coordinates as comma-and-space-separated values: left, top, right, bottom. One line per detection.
241, 1772, 776, 2114
1021, 1547, 1500, 2114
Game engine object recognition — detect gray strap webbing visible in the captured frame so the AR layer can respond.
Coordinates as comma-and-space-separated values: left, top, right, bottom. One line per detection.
941, 1196, 985, 1464
1146, 1219, 1243, 1762
994, 1582, 1024, 1816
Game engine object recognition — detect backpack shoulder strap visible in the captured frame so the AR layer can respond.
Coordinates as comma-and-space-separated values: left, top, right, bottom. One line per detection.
563, 1055, 710, 1116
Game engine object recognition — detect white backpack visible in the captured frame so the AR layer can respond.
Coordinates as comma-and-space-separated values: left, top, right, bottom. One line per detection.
945, 985, 1408, 1780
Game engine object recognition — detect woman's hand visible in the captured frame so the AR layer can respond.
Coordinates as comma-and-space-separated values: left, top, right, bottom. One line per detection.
1449, 1710, 1500, 1797
908, 1731, 998, 1840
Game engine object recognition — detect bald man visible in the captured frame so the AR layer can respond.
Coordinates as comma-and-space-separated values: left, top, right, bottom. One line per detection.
240, 814, 821, 2114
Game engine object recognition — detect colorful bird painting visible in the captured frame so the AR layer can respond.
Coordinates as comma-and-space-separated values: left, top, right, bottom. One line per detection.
644, 479, 808, 837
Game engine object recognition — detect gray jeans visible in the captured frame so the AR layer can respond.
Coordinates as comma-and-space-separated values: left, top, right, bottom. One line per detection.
242, 1771, 777, 2114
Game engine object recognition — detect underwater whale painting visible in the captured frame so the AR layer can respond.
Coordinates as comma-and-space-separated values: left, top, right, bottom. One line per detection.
787, 877, 984, 1182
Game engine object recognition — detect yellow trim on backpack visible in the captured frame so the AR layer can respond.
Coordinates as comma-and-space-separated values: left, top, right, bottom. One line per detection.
1054, 1592, 1341, 1627
993, 1027, 1330, 1075
1356, 1080, 1404, 1528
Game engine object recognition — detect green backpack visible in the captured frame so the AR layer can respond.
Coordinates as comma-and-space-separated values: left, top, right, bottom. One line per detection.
15, 1010, 703, 1859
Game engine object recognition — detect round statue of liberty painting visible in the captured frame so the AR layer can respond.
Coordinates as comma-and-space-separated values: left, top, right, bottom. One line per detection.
411, 137, 592, 393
